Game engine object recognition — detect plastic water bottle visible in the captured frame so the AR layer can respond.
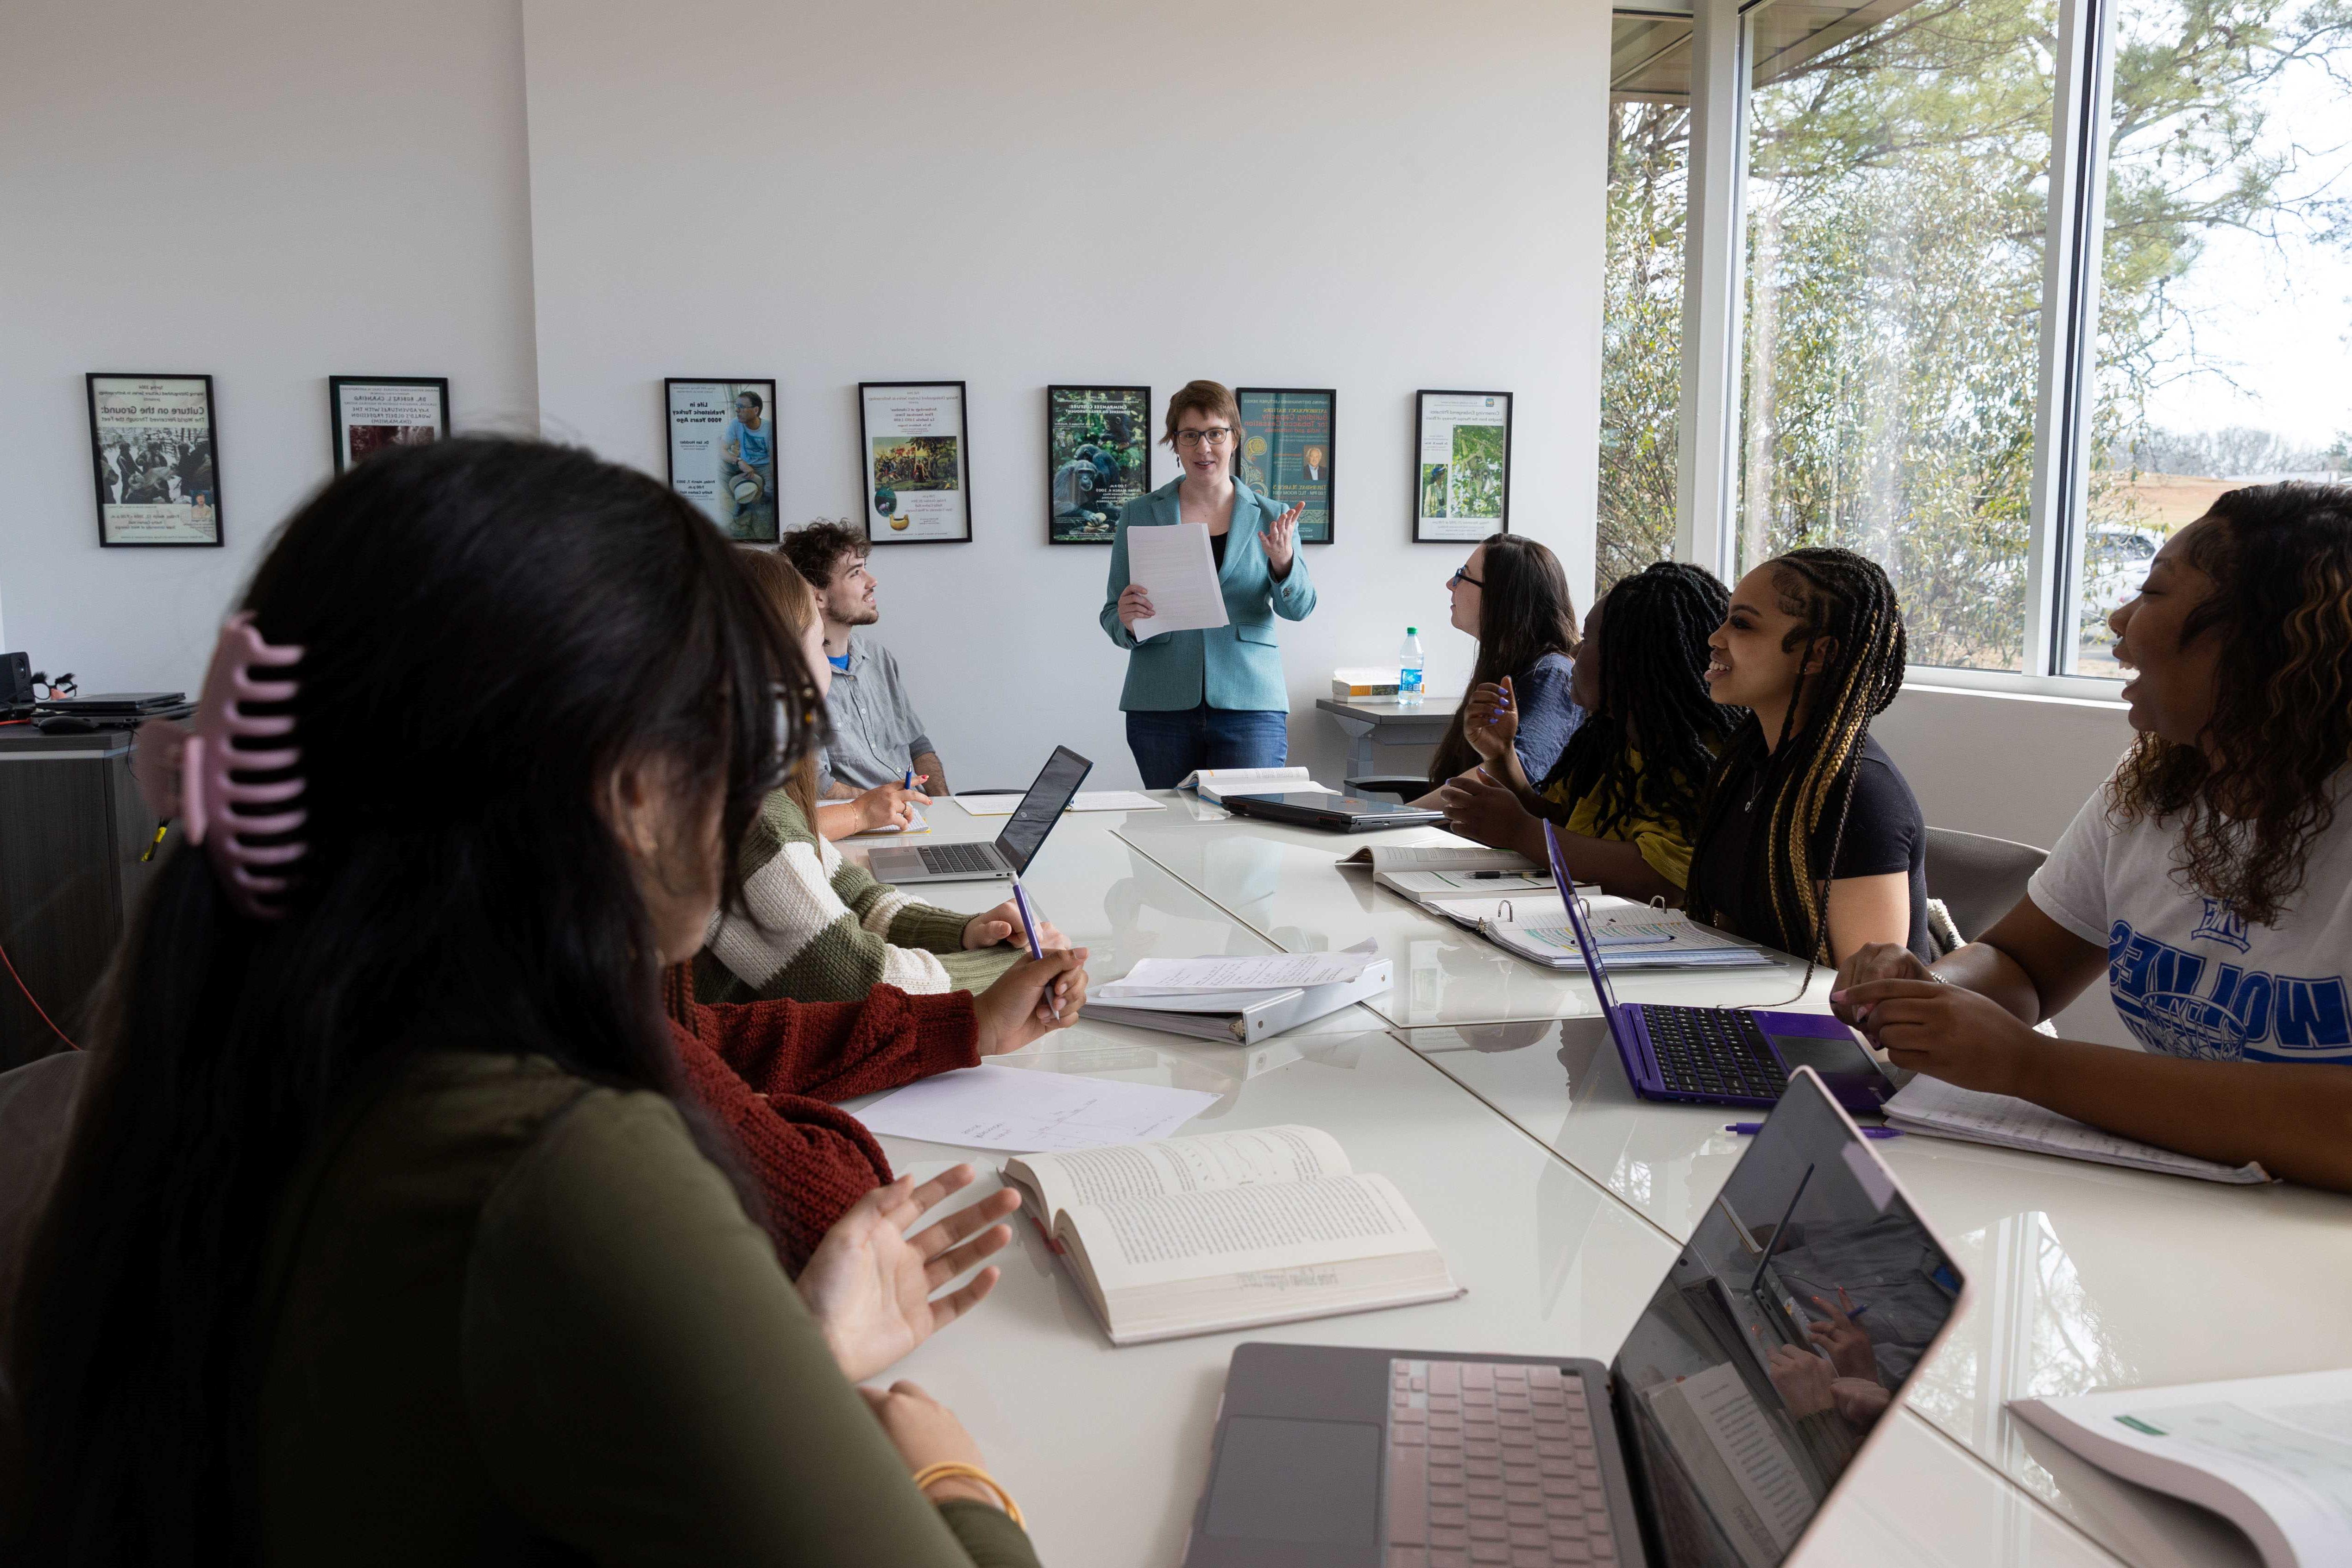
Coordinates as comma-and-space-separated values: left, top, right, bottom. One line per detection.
1398, 627, 1425, 707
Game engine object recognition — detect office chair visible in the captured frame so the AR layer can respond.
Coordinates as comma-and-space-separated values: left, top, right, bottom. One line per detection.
1924, 826, 2049, 944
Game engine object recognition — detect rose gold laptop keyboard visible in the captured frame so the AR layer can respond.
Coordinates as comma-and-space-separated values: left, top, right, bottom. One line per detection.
1385, 1358, 1622, 1567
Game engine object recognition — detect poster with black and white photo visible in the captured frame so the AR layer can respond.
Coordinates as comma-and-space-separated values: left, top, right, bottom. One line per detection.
330, 375, 448, 472
860, 381, 971, 544
667, 379, 779, 542
87, 373, 222, 547
1414, 389, 1512, 542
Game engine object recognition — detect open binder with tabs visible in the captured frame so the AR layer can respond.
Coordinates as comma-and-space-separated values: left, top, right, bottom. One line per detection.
1483, 903, 1775, 971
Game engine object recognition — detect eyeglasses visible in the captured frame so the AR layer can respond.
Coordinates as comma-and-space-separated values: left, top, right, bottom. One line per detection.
1448, 567, 1484, 589
1174, 427, 1234, 449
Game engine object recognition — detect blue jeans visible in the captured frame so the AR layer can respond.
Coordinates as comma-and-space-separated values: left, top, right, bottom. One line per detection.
1126, 705, 1289, 789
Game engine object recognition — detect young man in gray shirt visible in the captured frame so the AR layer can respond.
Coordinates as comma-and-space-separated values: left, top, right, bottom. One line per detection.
777, 520, 951, 798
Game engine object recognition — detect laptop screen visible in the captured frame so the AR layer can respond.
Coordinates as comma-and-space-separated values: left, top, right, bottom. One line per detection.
1539, 824, 1627, 1023
1608, 1071, 1966, 1566
994, 745, 1093, 873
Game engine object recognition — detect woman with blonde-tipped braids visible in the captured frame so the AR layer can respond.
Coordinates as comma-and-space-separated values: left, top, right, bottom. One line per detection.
1685, 547, 1928, 966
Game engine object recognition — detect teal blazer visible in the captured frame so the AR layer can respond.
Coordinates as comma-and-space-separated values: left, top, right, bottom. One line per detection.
1099, 477, 1317, 712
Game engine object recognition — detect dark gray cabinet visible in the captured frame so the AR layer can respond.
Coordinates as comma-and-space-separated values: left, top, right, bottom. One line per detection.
0, 730, 158, 1068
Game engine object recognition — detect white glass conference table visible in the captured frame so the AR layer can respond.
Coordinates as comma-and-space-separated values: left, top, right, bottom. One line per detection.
829, 801, 2136, 1568
1109, 810, 1829, 1030
1048, 792, 2305, 1568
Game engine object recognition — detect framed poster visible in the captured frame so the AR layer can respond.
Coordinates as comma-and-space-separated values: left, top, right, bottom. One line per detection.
1046, 384, 1152, 544
86, 373, 222, 548
329, 375, 449, 472
1414, 390, 1513, 542
1233, 386, 1335, 544
860, 381, 971, 544
667, 379, 779, 542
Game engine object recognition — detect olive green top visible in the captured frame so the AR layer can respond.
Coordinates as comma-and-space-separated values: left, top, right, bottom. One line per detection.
252, 1050, 1039, 1568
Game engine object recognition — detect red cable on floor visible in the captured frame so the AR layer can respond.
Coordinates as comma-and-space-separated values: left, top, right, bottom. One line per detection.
0, 934, 80, 1051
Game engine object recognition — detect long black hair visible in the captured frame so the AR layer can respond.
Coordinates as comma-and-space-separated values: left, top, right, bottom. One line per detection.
1429, 535, 1580, 785
1686, 547, 1906, 961
2, 437, 814, 1566
1539, 560, 1737, 839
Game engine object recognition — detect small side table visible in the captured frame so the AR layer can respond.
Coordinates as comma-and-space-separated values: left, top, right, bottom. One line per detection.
1314, 694, 1459, 781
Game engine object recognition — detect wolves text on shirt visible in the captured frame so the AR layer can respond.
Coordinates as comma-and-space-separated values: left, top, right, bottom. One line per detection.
2107, 911, 2352, 1063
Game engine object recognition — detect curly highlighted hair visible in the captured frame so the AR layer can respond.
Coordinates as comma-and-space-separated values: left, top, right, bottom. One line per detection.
2109, 482, 2352, 927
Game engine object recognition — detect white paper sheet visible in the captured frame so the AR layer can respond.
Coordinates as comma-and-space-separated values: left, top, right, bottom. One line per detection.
1882, 1077, 2270, 1183
855, 1065, 1218, 1153
1125, 523, 1229, 637
1096, 952, 1380, 997
954, 791, 1164, 816
849, 806, 928, 837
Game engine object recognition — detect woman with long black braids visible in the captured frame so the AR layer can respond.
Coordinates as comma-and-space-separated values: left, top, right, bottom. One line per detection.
1436, 561, 1736, 902
1685, 547, 1927, 964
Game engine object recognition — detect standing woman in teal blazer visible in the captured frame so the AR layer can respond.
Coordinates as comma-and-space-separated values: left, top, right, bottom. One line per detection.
1100, 380, 1317, 787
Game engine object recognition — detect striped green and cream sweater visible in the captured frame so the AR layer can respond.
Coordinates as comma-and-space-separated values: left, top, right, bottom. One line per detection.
694, 789, 1020, 1006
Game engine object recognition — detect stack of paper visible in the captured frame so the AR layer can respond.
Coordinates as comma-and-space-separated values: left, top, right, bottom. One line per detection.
1087, 948, 1393, 1044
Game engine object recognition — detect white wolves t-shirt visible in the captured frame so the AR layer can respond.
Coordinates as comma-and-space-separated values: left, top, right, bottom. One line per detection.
2030, 776, 2352, 1063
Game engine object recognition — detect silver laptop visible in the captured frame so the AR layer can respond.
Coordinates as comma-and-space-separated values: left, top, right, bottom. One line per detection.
868, 745, 1092, 884
1183, 1067, 1968, 1568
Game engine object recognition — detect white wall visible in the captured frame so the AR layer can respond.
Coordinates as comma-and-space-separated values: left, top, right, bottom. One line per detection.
1, 0, 2137, 871
521, 0, 1611, 791
0, 0, 540, 696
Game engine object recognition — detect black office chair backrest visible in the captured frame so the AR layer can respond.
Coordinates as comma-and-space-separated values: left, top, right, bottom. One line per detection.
0, 1049, 87, 1323
1924, 826, 2049, 944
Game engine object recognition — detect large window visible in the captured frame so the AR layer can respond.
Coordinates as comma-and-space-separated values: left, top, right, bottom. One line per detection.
1613, 0, 2352, 691
1739, 0, 2055, 673
1600, 15, 1694, 586
2075, 0, 2352, 674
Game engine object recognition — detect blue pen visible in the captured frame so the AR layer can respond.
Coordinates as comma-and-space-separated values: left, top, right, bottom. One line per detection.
903, 768, 917, 789
1726, 1121, 1902, 1140
1010, 879, 1059, 1018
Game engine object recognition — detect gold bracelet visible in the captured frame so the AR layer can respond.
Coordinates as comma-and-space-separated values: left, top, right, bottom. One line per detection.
911, 1461, 1025, 1528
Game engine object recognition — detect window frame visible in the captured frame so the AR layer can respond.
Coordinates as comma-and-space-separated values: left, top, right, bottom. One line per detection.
1641, 0, 2131, 699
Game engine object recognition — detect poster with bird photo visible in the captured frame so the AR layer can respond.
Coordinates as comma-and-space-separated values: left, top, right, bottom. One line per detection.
860, 381, 972, 544
1047, 384, 1151, 543
1414, 389, 1512, 542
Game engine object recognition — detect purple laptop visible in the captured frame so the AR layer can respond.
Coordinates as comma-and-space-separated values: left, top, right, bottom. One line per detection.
1542, 824, 1897, 1113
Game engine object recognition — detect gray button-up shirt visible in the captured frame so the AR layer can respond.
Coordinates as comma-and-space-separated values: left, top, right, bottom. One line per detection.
817, 631, 935, 793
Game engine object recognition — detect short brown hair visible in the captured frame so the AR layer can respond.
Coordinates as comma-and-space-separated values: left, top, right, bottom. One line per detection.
1162, 380, 1241, 449
778, 518, 869, 588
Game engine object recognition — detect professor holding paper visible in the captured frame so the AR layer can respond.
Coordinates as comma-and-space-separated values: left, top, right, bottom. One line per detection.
1100, 379, 1317, 787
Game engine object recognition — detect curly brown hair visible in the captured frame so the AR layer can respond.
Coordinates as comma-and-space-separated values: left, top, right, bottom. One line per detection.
2108, 482, 2352, 926
777, 516, 868, 588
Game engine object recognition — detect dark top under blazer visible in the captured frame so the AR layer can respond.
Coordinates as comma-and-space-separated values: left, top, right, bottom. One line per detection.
1098, 477, 1317, 713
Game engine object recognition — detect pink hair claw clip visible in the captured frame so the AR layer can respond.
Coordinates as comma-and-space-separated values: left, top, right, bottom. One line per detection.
132, 611, 307, 919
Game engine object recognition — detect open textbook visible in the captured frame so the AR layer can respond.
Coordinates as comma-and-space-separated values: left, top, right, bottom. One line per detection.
2012, 1368, 2352, 1568
1000, 1124, 1462, 1346
1881, 1077, 2270, 1184
1177, 766, 1338, 802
